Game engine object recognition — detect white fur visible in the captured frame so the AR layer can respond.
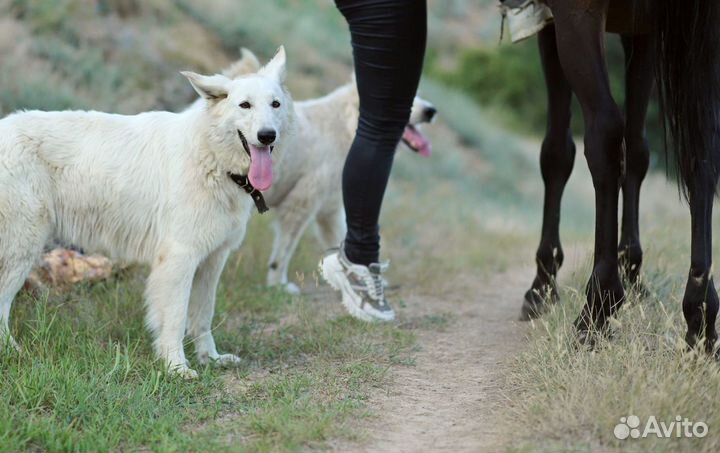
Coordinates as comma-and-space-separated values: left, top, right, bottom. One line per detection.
0, 47, 293, 377
215, 50, 436, 294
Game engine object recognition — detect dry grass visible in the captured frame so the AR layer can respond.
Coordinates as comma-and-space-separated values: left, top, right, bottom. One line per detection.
508, 174, 720, 453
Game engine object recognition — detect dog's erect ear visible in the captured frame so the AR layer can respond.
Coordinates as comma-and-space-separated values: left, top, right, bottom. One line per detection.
181, 71, 230, 100
240, 48, 262, 72
259, 46, 287, 84
222, 48, 262, 79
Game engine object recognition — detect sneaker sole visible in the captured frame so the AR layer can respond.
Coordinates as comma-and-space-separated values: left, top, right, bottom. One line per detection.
319, 255, 395, 322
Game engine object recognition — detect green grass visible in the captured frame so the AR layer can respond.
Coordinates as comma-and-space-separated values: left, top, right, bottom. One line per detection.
0, 212, 423, 452
3, 283, 225, 452
2, 261, 417, 452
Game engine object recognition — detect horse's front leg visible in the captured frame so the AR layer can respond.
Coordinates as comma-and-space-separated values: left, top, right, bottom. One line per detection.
522, 23, 576, 320
550, 0, 625, 339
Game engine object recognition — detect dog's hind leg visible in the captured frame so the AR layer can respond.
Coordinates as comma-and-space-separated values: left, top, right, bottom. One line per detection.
314, 203, 346, 250
267, 190, 319, 294
521, 23, 576, 320
186, 246, 240, 367
144, 247, 200, 378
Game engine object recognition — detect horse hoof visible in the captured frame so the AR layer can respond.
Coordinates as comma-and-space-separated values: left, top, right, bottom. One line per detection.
684, 332, 720, 357
575, 324, 615, 350
519, 298, 543, 321
519, 288, 557, 321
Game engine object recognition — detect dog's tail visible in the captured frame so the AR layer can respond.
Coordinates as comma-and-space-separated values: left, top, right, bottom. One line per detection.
654, 1, 720, 195
222, 48, 262, 80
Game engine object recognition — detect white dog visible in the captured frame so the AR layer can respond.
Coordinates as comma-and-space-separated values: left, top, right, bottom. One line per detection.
0, 48, 293, 378
215, 50, 436, 294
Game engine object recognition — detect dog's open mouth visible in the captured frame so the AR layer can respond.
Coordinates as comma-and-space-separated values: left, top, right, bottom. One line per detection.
401, 125, 431, 157
238, 130, 273, 192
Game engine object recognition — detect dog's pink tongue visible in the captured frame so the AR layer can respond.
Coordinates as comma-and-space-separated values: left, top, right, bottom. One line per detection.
402, 126, 432, 157
248, 144, 273, 192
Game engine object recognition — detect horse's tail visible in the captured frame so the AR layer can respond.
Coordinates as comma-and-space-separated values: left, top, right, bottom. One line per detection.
654, 1, 720, 195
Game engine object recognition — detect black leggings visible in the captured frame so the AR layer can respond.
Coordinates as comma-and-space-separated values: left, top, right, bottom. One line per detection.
335, 0, 427, 266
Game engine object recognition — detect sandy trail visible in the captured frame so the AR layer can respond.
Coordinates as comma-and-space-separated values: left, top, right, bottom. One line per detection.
327, 240, 591, 453
328, 262, 532, 453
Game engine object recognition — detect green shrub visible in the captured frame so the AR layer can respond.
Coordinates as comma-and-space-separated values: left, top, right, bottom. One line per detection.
7, 0, 79, 42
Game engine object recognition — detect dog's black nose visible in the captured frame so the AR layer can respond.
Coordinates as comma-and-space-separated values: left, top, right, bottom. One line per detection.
423, 106, 437, 122
257, 129, 277, 145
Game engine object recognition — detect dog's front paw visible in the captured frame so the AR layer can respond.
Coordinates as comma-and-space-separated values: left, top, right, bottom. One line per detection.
169, 364, 199, 380
212, 353, 242, 368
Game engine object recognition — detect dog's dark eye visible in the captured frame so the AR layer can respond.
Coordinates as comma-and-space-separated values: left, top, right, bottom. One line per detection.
271, 100, 281, 109
239, 101, 252, 109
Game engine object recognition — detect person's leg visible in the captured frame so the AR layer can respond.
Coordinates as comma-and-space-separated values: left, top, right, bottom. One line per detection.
320, 0, 426, 322
336, 0, 427, 266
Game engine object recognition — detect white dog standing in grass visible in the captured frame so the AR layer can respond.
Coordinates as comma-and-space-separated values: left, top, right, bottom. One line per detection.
0, 47, 293, 378
217, 49, 437, 295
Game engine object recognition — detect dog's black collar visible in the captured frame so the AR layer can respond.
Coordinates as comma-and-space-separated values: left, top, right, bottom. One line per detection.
228, 172, 269, 214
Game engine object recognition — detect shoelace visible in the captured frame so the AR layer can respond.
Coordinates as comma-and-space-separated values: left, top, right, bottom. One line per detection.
347, 266, 385, 301
364, 272, 384, 302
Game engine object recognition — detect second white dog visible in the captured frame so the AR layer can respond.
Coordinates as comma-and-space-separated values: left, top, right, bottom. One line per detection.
216, 50, 437, 294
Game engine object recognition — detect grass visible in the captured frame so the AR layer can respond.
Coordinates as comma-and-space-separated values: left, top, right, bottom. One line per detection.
508, 176, 720, 453
3, 282, 225, 452
0, 211, 424, 452
1, 235, 418, 452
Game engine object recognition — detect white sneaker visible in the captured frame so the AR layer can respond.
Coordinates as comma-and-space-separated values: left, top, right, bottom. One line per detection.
502, 0, 554, 43
319, 246, 395, 322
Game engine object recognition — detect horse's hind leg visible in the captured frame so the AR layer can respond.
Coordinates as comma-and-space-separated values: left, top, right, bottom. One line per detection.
618, 34, 652, 286
551, 0, 625, 337
683, 171, 719, 352
521, 23, 576, 320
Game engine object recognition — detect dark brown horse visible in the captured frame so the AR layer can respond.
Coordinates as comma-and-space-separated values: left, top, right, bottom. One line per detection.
520, 0, 720, 351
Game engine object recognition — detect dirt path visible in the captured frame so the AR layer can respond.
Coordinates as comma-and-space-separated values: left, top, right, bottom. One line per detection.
327, 261, 530, 453
327, 242, 591, 453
